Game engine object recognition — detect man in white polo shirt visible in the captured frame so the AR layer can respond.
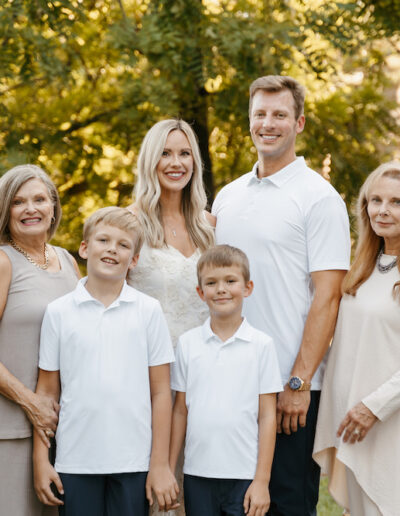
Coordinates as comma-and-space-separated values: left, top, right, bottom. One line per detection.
212, 75, 351, 516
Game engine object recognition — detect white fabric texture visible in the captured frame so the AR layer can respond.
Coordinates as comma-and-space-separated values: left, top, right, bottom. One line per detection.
39, 278, 174, 474
171, 318, 283, 479
212, 157, 350, 387
346, 467, 382, 516
313, 265, 400, 516
128, 243, 209, 346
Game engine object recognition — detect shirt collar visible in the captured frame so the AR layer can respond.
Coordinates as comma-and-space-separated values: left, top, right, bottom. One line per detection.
73, 277, 137, 307
201, 317, 253, 345
247, 157, 306, 187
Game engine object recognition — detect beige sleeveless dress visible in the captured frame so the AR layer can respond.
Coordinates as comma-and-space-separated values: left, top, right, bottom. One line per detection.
0, 245, 78, 516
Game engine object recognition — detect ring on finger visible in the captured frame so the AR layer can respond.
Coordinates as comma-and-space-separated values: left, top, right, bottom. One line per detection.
353, 428, 361, 436
45, 430, 53, 437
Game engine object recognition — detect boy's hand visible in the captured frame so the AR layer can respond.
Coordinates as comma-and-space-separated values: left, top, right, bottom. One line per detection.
34, 459, 64, 506
145, 464, 180, 512
243, 479, 270, 516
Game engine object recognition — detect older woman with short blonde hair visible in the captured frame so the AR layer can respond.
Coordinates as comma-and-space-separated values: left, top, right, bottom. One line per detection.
0, 164, 79, 515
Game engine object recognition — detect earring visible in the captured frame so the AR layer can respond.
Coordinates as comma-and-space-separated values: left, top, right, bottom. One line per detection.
51, 216, 56, 224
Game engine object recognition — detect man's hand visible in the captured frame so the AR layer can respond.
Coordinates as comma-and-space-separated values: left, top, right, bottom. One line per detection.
34, 459, 64, 506
145, 464, 180, 512
276, 385, 310, 435
243, 479, 270, 516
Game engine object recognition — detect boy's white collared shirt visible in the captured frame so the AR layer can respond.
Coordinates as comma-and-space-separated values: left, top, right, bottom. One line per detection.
171, 317, 283, 479
39, 278, 174, 474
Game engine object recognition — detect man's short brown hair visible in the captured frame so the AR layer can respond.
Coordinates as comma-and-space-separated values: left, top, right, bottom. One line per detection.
249, 75, 305, 120
197, 245, 250, 285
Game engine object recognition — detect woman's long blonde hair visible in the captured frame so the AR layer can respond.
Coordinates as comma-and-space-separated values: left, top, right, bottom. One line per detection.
133, 119, 214, 251
342, 161, 400, 300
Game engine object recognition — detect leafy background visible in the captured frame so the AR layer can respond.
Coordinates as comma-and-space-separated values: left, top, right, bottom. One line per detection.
1, 0, 400, 257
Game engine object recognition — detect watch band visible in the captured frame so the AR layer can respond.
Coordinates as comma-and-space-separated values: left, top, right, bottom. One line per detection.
288, 375, 312, 391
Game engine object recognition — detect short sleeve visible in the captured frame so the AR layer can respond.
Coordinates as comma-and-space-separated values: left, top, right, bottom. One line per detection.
146, 301, 175, 367
306, 195, 350, 273
259, 337, 283, 394
211, 193, 221, 217
170, 339, 187, 392
39, 307, 61, 371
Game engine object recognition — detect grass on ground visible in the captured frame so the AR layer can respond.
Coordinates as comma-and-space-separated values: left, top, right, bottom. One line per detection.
317, 476, 343, 516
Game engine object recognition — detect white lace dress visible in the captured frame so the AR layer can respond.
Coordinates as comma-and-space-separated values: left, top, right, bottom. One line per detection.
127, 242, 208, 516
128, 243, 208, 346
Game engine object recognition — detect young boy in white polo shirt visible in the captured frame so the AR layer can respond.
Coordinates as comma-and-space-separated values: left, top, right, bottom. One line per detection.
33, 207, 179, 516
170, 245, 283, 516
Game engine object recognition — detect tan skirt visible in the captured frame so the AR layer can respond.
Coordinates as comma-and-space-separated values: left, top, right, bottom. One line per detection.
0, 438, 57, 516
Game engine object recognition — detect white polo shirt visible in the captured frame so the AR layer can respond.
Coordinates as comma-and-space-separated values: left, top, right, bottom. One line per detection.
171, 318, 283, 479
212, 158, 350, 388
39, 278, 174, 474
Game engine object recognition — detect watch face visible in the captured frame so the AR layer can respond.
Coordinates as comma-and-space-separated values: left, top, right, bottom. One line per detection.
289, 377, 302, 390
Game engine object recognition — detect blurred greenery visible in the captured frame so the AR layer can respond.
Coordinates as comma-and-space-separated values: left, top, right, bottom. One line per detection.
1, 0, 400, 254
318, 476, 343, 516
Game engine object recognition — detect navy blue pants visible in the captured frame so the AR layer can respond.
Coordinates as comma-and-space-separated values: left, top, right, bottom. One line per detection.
58, 472, 148, 516
267, 391, 321, 516
184, 475, 253, 516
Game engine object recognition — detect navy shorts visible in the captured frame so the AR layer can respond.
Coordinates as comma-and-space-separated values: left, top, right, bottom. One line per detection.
58, 471, 148, 516
184, 474, 253, 516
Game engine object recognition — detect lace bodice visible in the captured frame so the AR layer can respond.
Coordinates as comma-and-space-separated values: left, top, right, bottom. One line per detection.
127, 243, 208, 346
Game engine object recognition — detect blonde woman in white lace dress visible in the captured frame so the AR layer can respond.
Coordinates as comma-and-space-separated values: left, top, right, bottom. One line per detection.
128, 119, 215, 515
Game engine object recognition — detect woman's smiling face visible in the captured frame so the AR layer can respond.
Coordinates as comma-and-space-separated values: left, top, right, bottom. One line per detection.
9, 178, 54, 241
156, 130, 194, 194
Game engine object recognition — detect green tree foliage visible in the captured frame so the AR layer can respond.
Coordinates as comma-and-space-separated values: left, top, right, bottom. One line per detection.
0, 0, 399, 252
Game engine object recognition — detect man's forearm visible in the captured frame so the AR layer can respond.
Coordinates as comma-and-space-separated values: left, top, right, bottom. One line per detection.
291, 270, 345, 381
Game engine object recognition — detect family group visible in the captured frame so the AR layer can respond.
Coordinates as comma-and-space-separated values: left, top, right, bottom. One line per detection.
0, 75, 399, 516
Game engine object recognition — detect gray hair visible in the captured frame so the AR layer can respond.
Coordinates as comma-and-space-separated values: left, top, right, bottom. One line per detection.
0, 164, 61, 243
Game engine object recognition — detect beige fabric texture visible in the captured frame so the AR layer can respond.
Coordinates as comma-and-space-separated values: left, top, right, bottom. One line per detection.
314, 265, 400, 516
0, 244, 77, 515
0, 438, 57, 516
346, 467, 382, 516
0, 245, 78, 439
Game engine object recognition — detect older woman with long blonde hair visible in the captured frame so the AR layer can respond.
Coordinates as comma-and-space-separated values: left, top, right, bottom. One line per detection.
313, 162, 400, 516
0, 164, 79, 515
127, 119, 214, 515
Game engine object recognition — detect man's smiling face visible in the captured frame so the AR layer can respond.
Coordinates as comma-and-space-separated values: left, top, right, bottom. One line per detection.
249, 89, 305, 174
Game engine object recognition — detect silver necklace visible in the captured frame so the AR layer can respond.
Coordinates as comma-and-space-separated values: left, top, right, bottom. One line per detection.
376, 249, 397, 274
9, 238, 49, 270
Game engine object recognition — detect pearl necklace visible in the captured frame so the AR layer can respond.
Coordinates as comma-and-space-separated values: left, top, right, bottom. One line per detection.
376, 249, 398, 274
9, 238, 49, 270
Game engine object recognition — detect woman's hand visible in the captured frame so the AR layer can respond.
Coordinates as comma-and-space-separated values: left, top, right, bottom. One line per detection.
22, 391, 59, 447
337, 401, 378, 443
